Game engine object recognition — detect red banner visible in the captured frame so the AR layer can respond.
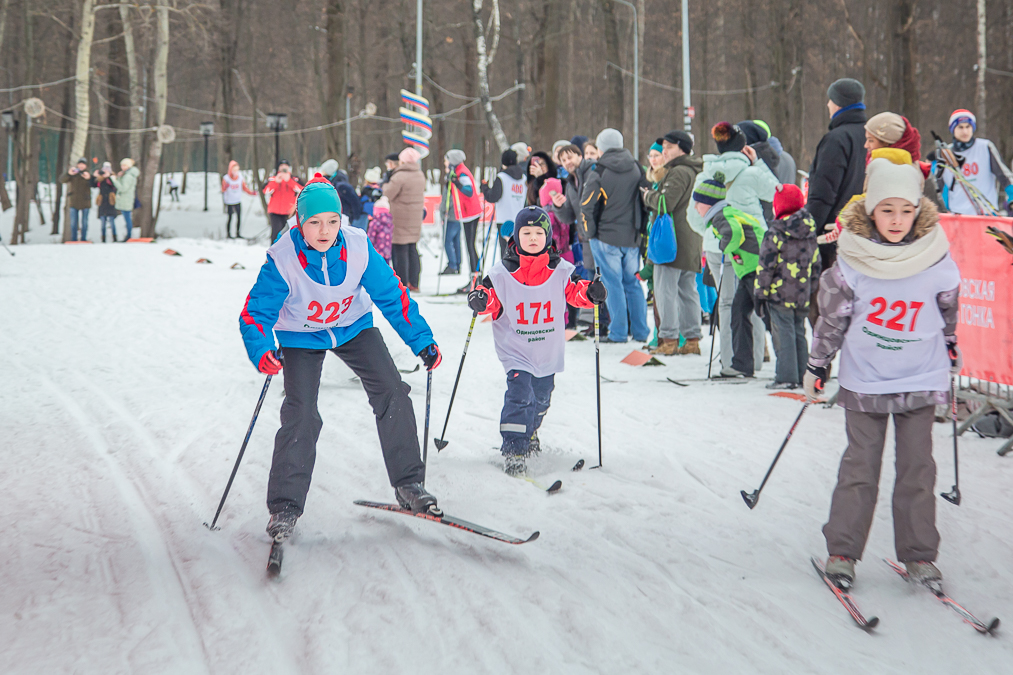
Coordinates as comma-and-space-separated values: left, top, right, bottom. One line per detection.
940, 214, 1013, 385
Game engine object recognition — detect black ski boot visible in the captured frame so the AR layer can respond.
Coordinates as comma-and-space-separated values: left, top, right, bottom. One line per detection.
395, 483, 442, 516
527, 433, 541, 455
266, 508, 299, 540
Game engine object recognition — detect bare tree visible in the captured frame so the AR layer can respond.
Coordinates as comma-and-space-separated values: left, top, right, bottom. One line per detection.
138, 0, 169, 238
472, 0, 509, 151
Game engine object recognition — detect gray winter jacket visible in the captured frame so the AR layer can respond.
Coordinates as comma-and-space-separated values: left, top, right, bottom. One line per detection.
550, 159, 593, 239
579, 148, 649, 249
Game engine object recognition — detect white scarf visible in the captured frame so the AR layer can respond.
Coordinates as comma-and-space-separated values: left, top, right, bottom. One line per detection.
836, 224, 950, 280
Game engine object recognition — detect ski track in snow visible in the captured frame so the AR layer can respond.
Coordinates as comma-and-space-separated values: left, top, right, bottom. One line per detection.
3, 186, 1013, 673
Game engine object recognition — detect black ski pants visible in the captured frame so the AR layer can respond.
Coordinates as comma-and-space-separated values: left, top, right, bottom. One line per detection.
267, 329, 425, 515
391, 243, 421, 288
226, 203, 242, 238
269, 213, 288, 243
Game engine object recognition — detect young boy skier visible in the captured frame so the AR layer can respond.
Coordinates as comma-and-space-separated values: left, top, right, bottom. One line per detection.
239, 175, 444, 541
692, 175, 767, 378
754, 184, 821, 389
466, 206, 607, 475
804, 155, 961, 589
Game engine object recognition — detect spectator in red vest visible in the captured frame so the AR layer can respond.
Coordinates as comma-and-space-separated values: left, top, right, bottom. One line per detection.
441, 149, 482, 275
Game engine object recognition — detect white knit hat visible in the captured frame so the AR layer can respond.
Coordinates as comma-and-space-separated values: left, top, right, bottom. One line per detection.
864, 157, 924, 214
510, 142, 530, 162
596, 128, 624, 153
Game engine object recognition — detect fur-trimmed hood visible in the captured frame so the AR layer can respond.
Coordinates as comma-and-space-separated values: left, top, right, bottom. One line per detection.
838, 196, 939, 244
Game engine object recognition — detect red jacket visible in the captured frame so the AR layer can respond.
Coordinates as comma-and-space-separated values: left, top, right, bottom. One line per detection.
475, 244, 596, 319
448, 163, 483, 221
263, 175, 303, 215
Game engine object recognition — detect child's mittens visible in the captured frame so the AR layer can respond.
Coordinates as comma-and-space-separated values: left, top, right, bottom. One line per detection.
258, 350, 283, 375
587, 277, 608, 305
467, 287, 489, 313
418, 344, 442, 371
803, 363, 827, 402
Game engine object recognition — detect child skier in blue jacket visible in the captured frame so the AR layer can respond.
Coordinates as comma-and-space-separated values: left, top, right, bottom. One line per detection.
467, 207, 607, 475
239, 175, 443, 540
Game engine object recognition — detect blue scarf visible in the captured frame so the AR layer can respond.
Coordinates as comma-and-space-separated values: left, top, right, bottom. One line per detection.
832, 102, 866, 119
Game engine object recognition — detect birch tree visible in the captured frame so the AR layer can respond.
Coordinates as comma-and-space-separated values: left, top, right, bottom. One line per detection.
70, 0, 96, 162
119, 3, 141, 161
138, 1, 169, 238
472, 0, 508, 151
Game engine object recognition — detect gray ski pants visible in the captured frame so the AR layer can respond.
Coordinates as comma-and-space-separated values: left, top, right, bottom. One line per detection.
267, 329, 425, 515
705, 251, 765, 371
823, 405, 939, 562
654, 265, 702, 340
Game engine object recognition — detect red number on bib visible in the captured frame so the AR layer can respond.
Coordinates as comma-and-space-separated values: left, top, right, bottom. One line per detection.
325, 302, 342, 322
885, 301, 907, 331
531, 302, 542, 324
908, 301, 924, 331
867, 297, 887, 326
516, 302, 528, 324
307, 301, 325, 322
342, 296, 353, 312
543, 301, 554, 323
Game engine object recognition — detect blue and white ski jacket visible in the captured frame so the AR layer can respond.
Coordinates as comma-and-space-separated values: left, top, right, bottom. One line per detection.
239, 227, 434, 367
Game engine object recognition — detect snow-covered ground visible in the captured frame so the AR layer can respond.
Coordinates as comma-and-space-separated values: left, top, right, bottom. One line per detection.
3, 180, 1012, 674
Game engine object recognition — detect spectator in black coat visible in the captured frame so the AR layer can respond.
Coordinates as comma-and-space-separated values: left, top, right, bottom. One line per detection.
805, 77, 868, 325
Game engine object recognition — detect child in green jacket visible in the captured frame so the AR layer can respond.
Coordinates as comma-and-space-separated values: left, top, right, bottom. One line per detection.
692, 174, 766, 377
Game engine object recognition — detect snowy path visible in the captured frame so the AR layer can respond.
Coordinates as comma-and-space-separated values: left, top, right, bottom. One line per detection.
3, 230, 1012, 673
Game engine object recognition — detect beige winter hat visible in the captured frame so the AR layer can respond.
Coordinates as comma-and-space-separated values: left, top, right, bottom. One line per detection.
864, 156, 924, 214
865, 112, 906, 145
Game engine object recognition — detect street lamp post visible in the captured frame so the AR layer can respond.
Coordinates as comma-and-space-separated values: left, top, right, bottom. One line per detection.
1, 110, 16, 182
345, 92, 353, 161
266, 113, 288, 170
614, 0, 638, 160
200, 121, 214, 212
415, 0, 423, 96
682, 0, 692, 133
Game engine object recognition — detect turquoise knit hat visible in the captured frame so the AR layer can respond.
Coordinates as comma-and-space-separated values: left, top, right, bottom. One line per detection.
649, 141, 663, 154
297, 174, 342, 223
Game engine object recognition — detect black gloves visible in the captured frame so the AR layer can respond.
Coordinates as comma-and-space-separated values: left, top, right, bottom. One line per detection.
467, 287, 489, 313
586, 278, 608, 305
418, 344, 442, 371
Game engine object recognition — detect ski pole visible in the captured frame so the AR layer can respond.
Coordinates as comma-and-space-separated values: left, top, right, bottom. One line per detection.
592, 297, 603, 469
741, 402, 809, 509
707, 256, 725, 379
205, 373, 274, 530
422, 369, 433, 485
434, 309, 479, 450
0, 238, 13, 256
941, 376, 961, 506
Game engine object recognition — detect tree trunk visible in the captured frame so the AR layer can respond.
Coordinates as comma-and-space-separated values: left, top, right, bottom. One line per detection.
977, 0, 987, 134
119, 4, 141, 162
514, 13, 525, 141
106, 6, 129, 163
219, 0, 244, 166
325, 0, 346, 161
138, 2, 169, 239
71, 0, 95, 161
472, 0, 509, 151
898, 0, 920, 129
599, 0, 624, 131
536, 0, 564, 151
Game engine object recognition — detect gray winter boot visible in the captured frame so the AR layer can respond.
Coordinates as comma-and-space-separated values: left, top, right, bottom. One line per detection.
504, 454, 526, 476
825, 555, 856, 589
395, 482, 442, 516
905, 561, 942, 586
266, 509, 299, 541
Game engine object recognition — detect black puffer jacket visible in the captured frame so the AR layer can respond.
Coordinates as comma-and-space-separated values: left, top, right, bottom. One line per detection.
754, 207, 822, 309
805, 107, 868, 229
579, 148, 649, 249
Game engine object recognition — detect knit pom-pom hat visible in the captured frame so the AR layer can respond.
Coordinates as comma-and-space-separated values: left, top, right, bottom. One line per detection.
711, 122, 746, 154
948, 109, 976, 135
773, 184, 805, 219
296, 174, 342, 223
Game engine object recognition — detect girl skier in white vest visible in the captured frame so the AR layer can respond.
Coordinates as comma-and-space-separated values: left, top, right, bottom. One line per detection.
938, 109, 1013, 215
804, 155, 961, 590
466, 207, 607, 475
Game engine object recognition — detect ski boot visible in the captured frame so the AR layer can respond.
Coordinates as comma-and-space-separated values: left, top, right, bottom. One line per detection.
504, 454, 526, 476
825, 555, 856, 589
528, 433, 541, 455
395, 482, 442, 516
266, 508, 299, 541
905, 561, 942, 587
